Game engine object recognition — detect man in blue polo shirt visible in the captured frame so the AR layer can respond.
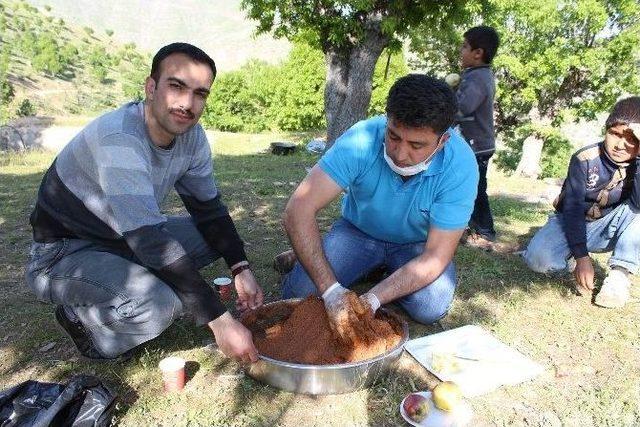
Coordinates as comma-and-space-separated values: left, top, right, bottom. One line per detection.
278, 74, 479, 332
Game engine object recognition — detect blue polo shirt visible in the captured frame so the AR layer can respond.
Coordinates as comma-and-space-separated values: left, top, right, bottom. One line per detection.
319, 115, 479, 244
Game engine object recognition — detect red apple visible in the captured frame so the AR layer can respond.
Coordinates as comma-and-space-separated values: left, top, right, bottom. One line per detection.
403, 393, 430, 422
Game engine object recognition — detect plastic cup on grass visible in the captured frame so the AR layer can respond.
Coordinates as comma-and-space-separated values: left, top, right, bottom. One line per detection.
159, 356, 186, 392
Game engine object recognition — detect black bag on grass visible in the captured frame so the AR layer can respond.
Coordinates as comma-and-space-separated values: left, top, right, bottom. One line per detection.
0, 375, 116, 427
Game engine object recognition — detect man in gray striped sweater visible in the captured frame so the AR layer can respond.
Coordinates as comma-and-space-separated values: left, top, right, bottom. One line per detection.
25, 43, 263, 363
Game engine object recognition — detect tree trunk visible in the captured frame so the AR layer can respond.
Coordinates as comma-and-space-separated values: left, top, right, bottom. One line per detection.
515, 134, 543, 178
324, 17, 388, 147
515, 109, 550, 179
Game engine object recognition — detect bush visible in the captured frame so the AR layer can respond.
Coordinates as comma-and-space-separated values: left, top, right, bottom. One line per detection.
266, 42, 325, 131
121, 57, 147, 101
369, 50, 409, 116
539, 129, 573, 179
16, 99, 36, 116
1, 80, 14, 104
202, 62, 274, 132
0, 49, 12, 104
86, 46, 111, 82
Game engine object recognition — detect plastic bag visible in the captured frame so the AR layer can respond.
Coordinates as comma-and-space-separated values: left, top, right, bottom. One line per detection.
0, 375, 116, 427
306, 139, 326, 154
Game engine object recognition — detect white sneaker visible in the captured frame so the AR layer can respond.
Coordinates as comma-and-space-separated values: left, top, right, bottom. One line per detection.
595, 269, 631, 308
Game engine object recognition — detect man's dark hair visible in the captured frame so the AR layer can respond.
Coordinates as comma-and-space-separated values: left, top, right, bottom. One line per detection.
150, 42, 217, 83
463, 26, 500, 64
385, 74, 457, 134
605, 96, 640, 130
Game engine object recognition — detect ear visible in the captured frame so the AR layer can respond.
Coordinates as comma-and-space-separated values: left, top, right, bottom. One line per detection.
144, 77, 156, 100
473, 47, 485, 62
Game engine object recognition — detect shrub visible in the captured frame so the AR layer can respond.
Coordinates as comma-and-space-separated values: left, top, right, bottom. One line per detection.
369, 50, 409, 116
1, 80, 14, 104
121, 58, 147, 101
203, 63, 273, 132
16, 99, 36, 116
266, 42, 325, 131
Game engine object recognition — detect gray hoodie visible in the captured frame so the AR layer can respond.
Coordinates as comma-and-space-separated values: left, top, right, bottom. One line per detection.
456, 65, 496, 156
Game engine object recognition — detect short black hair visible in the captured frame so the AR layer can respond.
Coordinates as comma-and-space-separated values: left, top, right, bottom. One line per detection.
150, 42, 217, 83
605, 96, 640, 130
385, 74, 457, 134
463, 26, 500, 64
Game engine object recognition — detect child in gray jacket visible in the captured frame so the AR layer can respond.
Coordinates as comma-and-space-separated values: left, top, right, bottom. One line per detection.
456, 26, 500, 249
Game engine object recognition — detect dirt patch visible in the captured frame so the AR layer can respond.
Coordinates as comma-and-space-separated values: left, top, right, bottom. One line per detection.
241, 296, 403, 364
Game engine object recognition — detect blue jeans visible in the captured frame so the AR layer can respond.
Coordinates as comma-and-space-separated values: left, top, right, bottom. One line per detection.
281, 218, 457, 324
524, 203, 640, 275
24, 217, 218, 358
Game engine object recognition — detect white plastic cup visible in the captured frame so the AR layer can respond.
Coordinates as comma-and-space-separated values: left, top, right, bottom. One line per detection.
159, 356, 186, 392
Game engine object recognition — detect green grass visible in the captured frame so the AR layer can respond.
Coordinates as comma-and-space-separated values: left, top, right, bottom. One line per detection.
1, 134, 639, 426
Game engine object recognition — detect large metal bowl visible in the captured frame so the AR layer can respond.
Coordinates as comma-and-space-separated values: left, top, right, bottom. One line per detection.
244, 299, 409, 395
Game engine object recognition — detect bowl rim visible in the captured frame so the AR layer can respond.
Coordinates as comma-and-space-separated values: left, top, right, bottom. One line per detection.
247, 298, 409, 369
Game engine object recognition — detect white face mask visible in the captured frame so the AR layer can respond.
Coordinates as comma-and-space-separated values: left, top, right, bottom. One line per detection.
383, 132, 447, 176
383, 148, 432, 176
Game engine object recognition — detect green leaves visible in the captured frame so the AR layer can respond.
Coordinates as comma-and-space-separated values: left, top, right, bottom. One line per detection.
201, 41, 407, 133
411, 0, 640, 176
241, 0, 465, 54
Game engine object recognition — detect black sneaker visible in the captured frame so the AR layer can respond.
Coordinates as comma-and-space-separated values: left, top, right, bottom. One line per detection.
55, 305, 133, 362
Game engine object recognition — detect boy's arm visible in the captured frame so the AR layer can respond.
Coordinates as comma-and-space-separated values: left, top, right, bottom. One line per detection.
628, 124, 640, 209
630, 157, 640, 211
561, 155, 594, 291
456, 72, 487, 117
561, 155, 589, 258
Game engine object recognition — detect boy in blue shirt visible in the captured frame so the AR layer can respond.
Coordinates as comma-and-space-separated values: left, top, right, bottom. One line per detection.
277, 75, 478, 335
524, 97, 640, 308
455, 26, 500, 249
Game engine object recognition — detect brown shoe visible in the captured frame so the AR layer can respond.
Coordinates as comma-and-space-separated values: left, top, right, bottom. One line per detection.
273, 249, 297, 274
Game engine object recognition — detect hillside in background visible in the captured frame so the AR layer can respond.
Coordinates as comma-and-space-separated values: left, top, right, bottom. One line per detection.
0, 0, 291, 122
25, 0, 290, 72
1, 0, 155, 120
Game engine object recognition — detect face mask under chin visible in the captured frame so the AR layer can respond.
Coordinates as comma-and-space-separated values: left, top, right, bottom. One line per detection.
383, 147, 431, 176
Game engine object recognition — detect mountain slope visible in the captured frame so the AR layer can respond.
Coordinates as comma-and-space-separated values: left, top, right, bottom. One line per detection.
25, 0, 290, 72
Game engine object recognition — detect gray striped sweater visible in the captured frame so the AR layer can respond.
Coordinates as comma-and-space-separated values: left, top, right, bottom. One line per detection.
30, 102, 245, 324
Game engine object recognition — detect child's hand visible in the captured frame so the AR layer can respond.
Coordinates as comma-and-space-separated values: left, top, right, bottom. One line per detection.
574, 256, 595, 294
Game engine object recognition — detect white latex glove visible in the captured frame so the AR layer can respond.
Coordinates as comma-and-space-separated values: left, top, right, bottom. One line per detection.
360, 292, 381, 314
322, 282, 349, 315
322, 282, 352, 340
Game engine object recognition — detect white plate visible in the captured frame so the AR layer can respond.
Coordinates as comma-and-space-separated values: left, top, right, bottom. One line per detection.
399, 391, 473, 427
